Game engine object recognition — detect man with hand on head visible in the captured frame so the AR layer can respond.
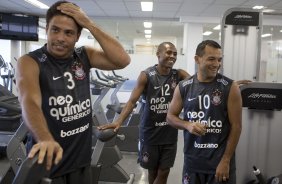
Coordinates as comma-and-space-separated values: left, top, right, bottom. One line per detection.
16, 1, 130, 183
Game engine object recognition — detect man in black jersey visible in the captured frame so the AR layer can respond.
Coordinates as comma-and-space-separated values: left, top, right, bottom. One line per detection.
167, 40, 242, 184
15, 1, 130, 183
99, 42, 190, 184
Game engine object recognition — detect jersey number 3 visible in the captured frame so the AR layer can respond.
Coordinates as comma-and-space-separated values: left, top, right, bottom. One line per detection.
64, 72, 75, 90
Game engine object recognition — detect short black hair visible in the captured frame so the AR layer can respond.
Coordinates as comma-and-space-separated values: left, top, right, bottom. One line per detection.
195, 40, 221, 56
157, 42, 176, 52
46, 0, 82, 34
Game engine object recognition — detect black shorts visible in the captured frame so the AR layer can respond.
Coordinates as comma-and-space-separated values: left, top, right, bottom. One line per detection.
51, 166, 92, 184
138, 143, 177, 170
182, 171, 236, 184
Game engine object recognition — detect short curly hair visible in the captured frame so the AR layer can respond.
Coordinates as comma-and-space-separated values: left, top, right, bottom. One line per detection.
46, 0, 82, 34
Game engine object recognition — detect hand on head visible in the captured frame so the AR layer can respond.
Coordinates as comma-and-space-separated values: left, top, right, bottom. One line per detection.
57, 2, 92, 29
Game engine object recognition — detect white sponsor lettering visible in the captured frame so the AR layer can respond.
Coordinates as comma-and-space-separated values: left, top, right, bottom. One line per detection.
157, 109, 168, 113
150, 97, 169, 113
206, 128, 221, 133
187, 111, 205, 119
199, 118, 222, 128
187, 110, 223, 133
60, 123, 89, 138
155, 121, 168, 126
61, 109, 91, 122
49, 95, 91, 122
234, 15, 252, 19
248, 93, 276, 99
49, 95, 73, 106
187, 111, 222, 128
194, 142, 218, 148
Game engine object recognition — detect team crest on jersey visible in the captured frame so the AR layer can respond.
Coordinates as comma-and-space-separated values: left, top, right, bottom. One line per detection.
183, 173, 191, 184
72, 61, 86, 80
211, 89, 222, 105
142, 152, 149, 163
171, 77, 177, 89
39, 54, 47, 63
75, 47, 83, 54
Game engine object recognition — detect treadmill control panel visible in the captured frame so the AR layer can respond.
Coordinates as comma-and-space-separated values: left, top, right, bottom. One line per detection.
240, 82, 282, 110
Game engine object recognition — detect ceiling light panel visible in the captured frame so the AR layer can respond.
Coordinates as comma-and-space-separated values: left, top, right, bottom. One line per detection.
141, 2, 153, 11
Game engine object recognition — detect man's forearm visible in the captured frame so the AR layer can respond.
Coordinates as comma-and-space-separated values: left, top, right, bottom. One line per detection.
221, 123, 242, 162
115, 102, 136, 126
167, 114, 188, 130
22, 105, 54, 142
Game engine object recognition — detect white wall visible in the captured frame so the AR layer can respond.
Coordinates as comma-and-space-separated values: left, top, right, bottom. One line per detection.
261, 40, 282, 82
113, 54, 188, 80
183, 23, 203, 75
0, 40, 11, 63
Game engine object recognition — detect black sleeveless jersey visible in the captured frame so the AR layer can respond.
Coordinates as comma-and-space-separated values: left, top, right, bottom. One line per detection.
140, 65, 180, 145
27, 45, 92, 177
179, 73, 235, 173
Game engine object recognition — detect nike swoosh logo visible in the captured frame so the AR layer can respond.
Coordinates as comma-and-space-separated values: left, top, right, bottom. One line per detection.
154, 86, 161, 89
188, 97, 197, 101
53, 76, 63, 80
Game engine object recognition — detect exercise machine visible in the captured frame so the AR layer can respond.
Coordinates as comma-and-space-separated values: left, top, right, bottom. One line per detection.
0, 83, 123, 184
237, 82, 282, 184
94, 70, 140, 153
0, 85, 50, 184
0, 55, 15, 93
12, 153, 51, 184
113, 98, 142, 153
247, 166, 282, 184
90, 74, 135, 183
94, 69, 127, 122
221, 8, 262, 81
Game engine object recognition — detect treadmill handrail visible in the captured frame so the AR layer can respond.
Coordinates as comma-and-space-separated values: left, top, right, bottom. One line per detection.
12, 153, 51, 184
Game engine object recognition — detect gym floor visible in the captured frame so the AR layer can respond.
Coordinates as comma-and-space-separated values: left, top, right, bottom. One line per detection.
99, 130, 184, 184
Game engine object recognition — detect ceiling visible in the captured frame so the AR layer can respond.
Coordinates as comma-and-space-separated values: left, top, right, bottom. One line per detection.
1, 0, 282, 46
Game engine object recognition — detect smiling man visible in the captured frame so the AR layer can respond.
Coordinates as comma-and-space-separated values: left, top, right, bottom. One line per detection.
167, 40, 242, 184
99, 42, 190, 184
15, 1, 130, 183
